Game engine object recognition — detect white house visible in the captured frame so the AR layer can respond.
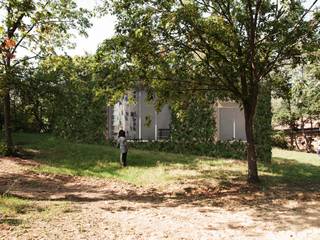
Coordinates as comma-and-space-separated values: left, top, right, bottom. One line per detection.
107, 90, 246, 141
107, 91, 171, 140
214, 101, 246, 141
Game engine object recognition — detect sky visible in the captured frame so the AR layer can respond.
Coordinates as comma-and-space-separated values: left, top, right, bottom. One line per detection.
69, 0, 320, 56
67, 0, 116, 56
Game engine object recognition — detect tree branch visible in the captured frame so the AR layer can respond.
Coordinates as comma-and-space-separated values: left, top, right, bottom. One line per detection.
11, 23, 37, 55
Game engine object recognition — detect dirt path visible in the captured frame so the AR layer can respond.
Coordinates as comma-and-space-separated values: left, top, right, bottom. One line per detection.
1, 158, 320, 240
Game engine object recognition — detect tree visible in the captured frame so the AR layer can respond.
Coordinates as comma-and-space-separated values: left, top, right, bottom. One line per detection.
107, 0, 320, 182
273, 59, 320, 151
0, 0, 91, 154
12, 55, 113, 143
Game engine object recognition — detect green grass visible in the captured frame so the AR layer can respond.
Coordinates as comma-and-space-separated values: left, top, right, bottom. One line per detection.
1, 133, 320, 224
14, 133, 200, 186
0, 195, 36, 226
0, 196, 32, 216
259, 148, 320, 186
0, 194, 71, 227
9, 133, 320, 187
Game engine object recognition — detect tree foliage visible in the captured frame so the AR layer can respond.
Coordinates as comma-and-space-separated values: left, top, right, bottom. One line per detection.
273, 56, 320, 151
0, 0, 92, 154
106, 0, 320, 182
13, 56, 110, 143
170, 94, 216, 146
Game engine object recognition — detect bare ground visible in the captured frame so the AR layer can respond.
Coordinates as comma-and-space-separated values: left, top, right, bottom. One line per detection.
0, 157, 319, 240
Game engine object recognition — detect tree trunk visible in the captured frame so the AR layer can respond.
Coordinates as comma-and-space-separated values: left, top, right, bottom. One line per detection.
3, 90, 14, 155
244, 104, 259, 183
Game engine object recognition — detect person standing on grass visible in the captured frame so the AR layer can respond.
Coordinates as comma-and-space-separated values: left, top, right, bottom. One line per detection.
117, 130, 128, 167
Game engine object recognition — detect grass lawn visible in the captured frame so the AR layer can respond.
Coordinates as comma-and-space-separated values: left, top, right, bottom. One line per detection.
1, 133, 320, 237
8, 133, 320, 188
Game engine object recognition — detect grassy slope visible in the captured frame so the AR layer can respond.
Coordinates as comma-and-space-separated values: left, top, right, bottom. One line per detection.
9, 133, 319, 187
1, 133, 320, 218
266, 148, 320, 185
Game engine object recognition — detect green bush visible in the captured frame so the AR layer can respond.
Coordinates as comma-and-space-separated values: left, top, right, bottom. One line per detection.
272, 131, 288, 149
129, 140, 246, 160
254, 82, 272, 162
170, 95, 215, 146
0, 143, 8, 156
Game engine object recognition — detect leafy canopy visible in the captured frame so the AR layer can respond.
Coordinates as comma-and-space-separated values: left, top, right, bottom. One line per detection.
0, 0, 92, 69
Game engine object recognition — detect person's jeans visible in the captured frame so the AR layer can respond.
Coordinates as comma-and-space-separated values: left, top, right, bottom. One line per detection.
120, 152, 127, 166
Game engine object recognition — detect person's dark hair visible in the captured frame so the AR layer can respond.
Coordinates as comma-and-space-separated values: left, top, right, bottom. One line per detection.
118, 130, 126, 137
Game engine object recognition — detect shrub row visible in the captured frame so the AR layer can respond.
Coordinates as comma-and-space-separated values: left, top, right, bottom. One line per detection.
128, 140, 246, 160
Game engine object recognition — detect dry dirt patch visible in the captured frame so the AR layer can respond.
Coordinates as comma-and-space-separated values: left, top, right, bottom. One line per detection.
0, 157, 319, 240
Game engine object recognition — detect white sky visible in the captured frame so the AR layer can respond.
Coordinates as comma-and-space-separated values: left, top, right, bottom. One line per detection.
67, 0, 116, 56
69, 0, 319, 56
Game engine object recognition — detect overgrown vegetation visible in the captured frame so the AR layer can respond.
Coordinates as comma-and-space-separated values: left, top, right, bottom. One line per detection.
272, 63, 320, 151
12, 56, 109, 143
0, 0, 91, 155
129, 140, 246, 160
272, 131, 289, 149
170, 95, 216, 145
254, 82, 273, 163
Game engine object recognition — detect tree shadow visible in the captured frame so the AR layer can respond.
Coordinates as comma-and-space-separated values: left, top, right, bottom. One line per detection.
3, 136, 320, 234
1, 156, 320, 234
0, 218, 23, 226
260, 157, 320, 189
20, 141, 203, 170
1, 168, 319, 232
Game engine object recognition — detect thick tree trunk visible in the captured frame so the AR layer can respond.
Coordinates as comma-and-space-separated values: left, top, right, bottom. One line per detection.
244, 105, 260, 183
3, 90, 14, 155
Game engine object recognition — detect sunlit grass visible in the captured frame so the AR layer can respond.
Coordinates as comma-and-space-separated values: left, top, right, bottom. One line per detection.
0, 195, 71, 227
0, 196, 32, 217
11, 133, 320, 187
272, 148, 320, 166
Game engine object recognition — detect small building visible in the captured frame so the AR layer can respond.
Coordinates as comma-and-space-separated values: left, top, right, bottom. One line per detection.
107, 91, 246, 141
107, 91, 171, 140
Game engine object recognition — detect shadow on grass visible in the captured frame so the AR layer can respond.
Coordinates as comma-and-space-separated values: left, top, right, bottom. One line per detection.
12, 133, 320, 189
15, 136, 204, 179
2, 133, 320, 233
0, 218, 23, 226
260, 157, 320, 189
1, 168, 320, 232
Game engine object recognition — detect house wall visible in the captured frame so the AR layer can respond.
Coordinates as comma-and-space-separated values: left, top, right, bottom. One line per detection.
138, 91, 156, 139
111, 91, 171, 140
215, 102, 246, 141
110, 95, 245, 141
137, 91, 171, 140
